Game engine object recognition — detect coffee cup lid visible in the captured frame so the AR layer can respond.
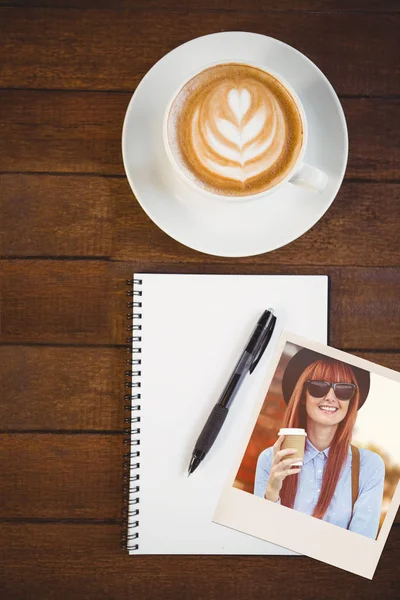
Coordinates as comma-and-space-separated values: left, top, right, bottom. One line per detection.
279, 428, 307, 436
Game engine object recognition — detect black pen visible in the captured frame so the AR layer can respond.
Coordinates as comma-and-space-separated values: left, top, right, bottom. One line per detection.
188, 309, 276, 475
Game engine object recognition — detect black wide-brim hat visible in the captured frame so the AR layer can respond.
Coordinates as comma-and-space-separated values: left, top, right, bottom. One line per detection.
282, 348, 370, 410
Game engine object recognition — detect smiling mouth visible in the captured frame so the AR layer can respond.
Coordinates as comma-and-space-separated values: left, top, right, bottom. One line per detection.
318, 405, 338, 414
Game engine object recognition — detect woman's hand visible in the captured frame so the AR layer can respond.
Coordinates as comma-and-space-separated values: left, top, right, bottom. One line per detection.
265, 435, 302, 502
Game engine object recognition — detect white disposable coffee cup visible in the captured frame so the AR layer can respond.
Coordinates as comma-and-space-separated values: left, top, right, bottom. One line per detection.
163, 60, 328, 202
279, 427, 307, 466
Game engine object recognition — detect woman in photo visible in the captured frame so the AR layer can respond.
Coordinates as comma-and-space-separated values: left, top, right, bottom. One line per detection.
254, 348, 385, 539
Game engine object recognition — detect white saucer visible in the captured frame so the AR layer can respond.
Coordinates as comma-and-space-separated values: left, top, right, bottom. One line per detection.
122, 32, 348, 257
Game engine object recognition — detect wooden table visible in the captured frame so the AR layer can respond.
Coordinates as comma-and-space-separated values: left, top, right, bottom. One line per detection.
1, 1, 399, 598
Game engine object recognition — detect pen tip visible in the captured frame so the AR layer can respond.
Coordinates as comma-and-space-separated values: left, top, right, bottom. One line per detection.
188, 457, 199, 476
188, 452, 203, 476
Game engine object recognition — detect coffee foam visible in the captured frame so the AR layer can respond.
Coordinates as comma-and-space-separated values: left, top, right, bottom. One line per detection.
167, 63, 303, 196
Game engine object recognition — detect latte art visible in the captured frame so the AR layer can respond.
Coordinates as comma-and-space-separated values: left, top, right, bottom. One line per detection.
167, 64, 304, 197
191, 81, 286, 184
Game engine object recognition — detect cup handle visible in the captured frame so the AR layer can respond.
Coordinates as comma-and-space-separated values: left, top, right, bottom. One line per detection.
289, 163, 328, 193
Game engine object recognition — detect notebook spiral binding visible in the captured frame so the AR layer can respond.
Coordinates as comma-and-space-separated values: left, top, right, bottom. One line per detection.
121, 278, 142, 552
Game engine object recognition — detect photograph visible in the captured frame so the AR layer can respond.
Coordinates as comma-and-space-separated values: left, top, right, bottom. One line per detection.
214, 333, 400, 578
233, 340, 400, 540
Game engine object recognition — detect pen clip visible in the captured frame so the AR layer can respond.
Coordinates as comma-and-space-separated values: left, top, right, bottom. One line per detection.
249, 316, 276, 375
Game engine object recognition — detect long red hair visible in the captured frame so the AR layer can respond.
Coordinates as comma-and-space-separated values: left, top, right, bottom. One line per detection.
280, 358, 359, 519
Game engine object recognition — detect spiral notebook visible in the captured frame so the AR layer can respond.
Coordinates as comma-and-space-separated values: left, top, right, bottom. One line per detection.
123, 273, 328, 554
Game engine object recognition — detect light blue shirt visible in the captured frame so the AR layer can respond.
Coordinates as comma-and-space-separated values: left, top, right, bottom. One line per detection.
254, 439, 385, 539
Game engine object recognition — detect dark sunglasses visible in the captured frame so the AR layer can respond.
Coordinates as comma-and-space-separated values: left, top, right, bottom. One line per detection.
306, 379, 356, 401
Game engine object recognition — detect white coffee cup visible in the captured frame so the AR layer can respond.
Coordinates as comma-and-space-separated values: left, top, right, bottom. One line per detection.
163, 60, 328, 202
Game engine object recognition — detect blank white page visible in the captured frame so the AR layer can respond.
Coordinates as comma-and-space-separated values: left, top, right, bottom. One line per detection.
128, 273, 328, 554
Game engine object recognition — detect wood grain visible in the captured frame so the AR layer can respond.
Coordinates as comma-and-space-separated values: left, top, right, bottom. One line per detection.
346, 99, 400, 180
0, 174, 114, 258
2, 176, 400, 267
0, 345, 399, 432
0, 1, 399, 596
1, 92, 398, 179
2, 261, 400, 348
0, 430, 397, 523
0, 91, 127, 175
0, 435, 122, 519
0, 174, 149, 260
0, 260, 123, 345
0, 523, 399, 600
114, 182, 400, 265
0, 346, 126, 431
2, 1, 397, 11
330, 268, 400, 348
350, 352, 400, 372
1, 9, 399, 95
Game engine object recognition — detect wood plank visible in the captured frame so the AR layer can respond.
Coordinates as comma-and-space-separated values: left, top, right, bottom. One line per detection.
0, 346, 126, 431
1, 261, 400, 348
0, 174, 147, 259
0, 91, 126, 175
2, 1, 397, 11
0, 260, 124, 345
114, 182, 400, 265
0, 523, 399, 599
329, 268, 400, 348
0, 345, 398, 432
0, 430, 397, 521
351, 352, 400, 372
3, 176, 399, 267
0, 174, 114, 258
347, 99, 400, 180
0, 92, 398, 179
0, 435, 122, 519
0, 10, 398, 95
